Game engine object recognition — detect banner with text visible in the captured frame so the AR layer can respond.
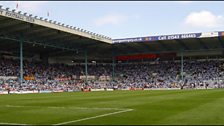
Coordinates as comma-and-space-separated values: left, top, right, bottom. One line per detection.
113, 31, 222, 43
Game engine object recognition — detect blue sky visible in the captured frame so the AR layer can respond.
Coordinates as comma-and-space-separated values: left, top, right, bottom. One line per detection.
0, 1, 224, 39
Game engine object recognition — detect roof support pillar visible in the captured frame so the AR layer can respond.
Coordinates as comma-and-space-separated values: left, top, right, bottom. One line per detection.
112, 55, 116, 82
180, 50, 184, 89
181, 51, 184, 81
84, 49, 88, 85
19, 36, 23, 85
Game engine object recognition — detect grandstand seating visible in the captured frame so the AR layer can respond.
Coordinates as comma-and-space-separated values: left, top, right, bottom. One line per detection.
0, 57, 224, 93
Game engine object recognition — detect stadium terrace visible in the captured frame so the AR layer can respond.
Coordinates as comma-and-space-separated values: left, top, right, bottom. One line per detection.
1, 4, 224, 125
0, 5, 224, 94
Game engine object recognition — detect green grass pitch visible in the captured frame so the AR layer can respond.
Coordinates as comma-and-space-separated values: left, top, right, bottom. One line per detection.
1, 89, 224, 125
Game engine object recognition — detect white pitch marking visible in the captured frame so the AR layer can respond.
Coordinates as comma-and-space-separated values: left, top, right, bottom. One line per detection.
53, 109, 133, 125
0, 122, 28, 125
2, 105, 133, 125
3, 105, 124, 110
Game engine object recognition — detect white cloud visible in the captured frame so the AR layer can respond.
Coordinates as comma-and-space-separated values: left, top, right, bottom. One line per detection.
184, 10, 224, 28
94, 14, 127, 26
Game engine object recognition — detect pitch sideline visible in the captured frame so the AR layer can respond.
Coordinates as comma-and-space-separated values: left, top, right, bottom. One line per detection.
0, 105, 133, 125
4, 105, 126, 110
0, 122, 28, 125
53, 108, 134, 125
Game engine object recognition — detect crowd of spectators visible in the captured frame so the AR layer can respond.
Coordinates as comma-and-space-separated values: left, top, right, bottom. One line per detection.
1, 57, 224, 93
115, 60, 224, 89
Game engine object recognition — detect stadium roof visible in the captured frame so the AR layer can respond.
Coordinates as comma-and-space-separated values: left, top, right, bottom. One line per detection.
0, 5, 224, 59
0, 6, 113, 58
112, 31, 224, 56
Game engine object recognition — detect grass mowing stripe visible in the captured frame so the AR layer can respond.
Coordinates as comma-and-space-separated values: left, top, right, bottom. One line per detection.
159, 96, 224, 125
53, 109, 134, 125
136, 89, 224, 124
1, 90, 224, 125
2, 105, 126, 110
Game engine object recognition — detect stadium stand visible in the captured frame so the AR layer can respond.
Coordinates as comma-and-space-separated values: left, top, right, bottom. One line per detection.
1, 6, 224, 94
1, 56, 224, 94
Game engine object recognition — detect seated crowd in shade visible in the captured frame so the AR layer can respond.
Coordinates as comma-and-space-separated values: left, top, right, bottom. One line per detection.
1, 57, 224, 92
